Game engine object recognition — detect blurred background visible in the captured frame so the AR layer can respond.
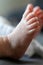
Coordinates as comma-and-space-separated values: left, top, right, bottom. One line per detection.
0, 0, 43, 44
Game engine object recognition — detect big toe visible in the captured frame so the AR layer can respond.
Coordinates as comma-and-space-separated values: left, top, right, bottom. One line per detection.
23, 4, 33, 18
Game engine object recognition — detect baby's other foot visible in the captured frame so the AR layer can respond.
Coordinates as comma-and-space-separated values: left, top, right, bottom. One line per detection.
33, 6, 43, 28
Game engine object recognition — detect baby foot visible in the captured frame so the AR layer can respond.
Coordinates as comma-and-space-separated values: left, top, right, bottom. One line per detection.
7, 4, 40, 59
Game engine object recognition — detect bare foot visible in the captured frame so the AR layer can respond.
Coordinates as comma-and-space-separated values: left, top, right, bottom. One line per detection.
7, 4, 40, 59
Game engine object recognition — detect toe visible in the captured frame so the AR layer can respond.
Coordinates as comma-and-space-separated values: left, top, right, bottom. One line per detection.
27, 17, 39, 25
23, 4, 33, 18
25, 12, 35, 21
33, 6, 41, 16
27, 21, 39, 30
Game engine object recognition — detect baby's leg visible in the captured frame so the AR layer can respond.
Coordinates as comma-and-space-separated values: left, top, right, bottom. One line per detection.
7, 4, 40, 59
34, 40, 43, 58
25, 40, 35, 57
25, 39, 43, 58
